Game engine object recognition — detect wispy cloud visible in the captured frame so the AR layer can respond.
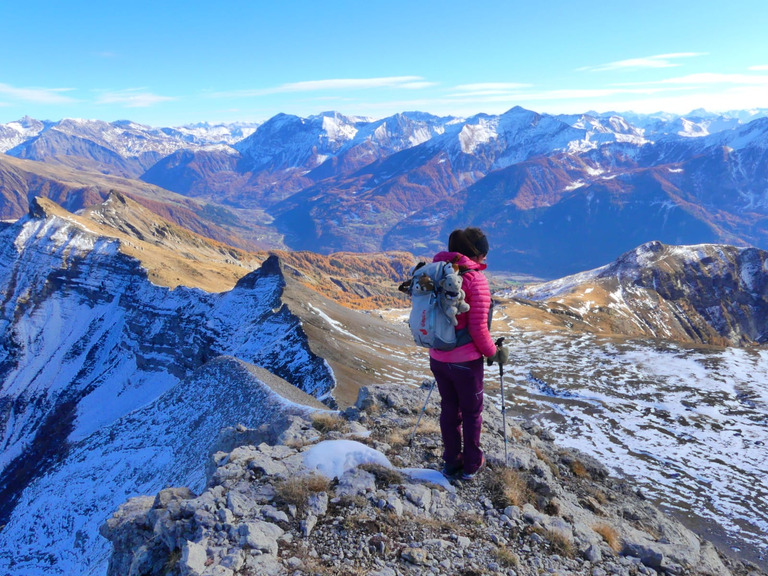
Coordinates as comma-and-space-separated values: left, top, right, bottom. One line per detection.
452, 82, 532, 92
212, 76, 436, 98
95, 89, 176, 108
579, 52, 707, 72
449, 82, 532, 97
0, 83, 77, 104
749, 65, 768, 71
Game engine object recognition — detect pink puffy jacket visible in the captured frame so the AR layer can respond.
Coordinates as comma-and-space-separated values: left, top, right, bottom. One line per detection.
429, 251, 497, 363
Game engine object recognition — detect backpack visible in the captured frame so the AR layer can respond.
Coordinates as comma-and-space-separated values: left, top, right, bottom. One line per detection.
398, 261, 472, 350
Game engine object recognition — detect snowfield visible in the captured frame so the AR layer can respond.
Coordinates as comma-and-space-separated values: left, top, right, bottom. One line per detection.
498, 327, 768, 563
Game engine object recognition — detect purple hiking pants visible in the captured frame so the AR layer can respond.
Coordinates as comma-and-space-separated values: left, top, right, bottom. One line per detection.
430, 356, 485, 474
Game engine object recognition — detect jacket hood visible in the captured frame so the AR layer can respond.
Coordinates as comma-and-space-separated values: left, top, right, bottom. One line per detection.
432, 251, 487, 272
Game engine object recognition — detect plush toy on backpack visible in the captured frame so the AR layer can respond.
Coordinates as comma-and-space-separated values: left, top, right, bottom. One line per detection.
439, 271, 469, 325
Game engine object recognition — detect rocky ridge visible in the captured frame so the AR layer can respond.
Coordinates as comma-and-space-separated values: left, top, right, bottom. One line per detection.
503, 241, 768, 346
102, 382, 765, 576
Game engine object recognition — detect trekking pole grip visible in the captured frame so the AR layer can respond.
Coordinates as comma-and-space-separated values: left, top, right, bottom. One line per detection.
487, 337, 505, 367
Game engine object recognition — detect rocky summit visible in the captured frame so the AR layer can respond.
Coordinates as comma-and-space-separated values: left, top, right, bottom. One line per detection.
101, 381, 764, 576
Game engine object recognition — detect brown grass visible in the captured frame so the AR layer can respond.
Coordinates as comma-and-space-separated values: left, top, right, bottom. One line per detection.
311, 412, 348, 433
533, 446, 560, 478
410, 416, 441, 436
369, 415, 442, 450
589, 488, 608, 505
485, 467, 535, 509
545, 528, 575, 557
529, 526, 575, 557
569, 459, 591, 479
358, 463, 404, 488
378, 428, 408, 449
274, 473, 331, 512
593, 523, 622, 552
492, 546, 519, 567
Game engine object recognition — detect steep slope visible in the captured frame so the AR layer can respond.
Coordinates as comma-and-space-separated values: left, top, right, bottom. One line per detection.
505, 241, 768, 345
0, 357, 328, 576
0, 206, 335, 533
71, 192, 414, 308
76, 192, 262, 291
139, 147, 248, 198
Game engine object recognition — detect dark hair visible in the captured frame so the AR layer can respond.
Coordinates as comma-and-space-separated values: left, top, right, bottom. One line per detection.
448, 227, 489, 258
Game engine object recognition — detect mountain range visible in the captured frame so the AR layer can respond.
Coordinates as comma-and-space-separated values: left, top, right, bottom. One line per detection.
2, 107, 768, 278
1, 106, 768, 574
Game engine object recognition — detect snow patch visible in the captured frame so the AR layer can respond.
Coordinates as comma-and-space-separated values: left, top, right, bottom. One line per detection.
304, 440, 392, 479
458, 119, 497, 154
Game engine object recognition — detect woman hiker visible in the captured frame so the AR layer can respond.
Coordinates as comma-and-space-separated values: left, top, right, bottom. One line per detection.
430, 227, 508, 480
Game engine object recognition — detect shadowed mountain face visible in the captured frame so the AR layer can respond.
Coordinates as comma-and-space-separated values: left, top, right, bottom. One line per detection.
3, 108, 768, 278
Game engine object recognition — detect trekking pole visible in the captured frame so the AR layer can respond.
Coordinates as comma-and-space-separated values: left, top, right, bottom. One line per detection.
409, 379, 436, 447
489, 337, 509, 466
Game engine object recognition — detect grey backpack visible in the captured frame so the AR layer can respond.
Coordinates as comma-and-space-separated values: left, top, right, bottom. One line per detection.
398, 261, 471, 350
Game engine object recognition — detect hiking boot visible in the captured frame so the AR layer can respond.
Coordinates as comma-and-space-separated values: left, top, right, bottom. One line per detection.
441, 461, 463, 478
460, 455, 486, 481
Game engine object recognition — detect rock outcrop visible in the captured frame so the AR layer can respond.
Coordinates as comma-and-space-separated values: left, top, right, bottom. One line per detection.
102, 383, 763, 576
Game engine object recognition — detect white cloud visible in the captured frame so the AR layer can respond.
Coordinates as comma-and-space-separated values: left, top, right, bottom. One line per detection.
95, 89, 176, 108
748, 65, 768, 71
0, 83, 77, 104
579, 52, 707, 72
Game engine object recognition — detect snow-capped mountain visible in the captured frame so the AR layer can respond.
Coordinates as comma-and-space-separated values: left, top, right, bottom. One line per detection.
0, 116, 52, 152
0, 201, 335, 574
598, 108, 768, 140
171, 121, 260, 145
2, 118, 258, 178
234, 111, 368, 171
4, 107, 768, 278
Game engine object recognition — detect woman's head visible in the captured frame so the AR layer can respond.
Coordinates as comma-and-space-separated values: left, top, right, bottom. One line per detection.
448, 227, 489, 260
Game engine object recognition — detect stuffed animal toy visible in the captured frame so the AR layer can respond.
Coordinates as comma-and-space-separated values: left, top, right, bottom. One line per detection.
415, 273, 435, 293
439, 273, 470, 325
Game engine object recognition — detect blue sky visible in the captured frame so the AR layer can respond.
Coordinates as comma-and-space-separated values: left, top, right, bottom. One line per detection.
1, 0, 767, 126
